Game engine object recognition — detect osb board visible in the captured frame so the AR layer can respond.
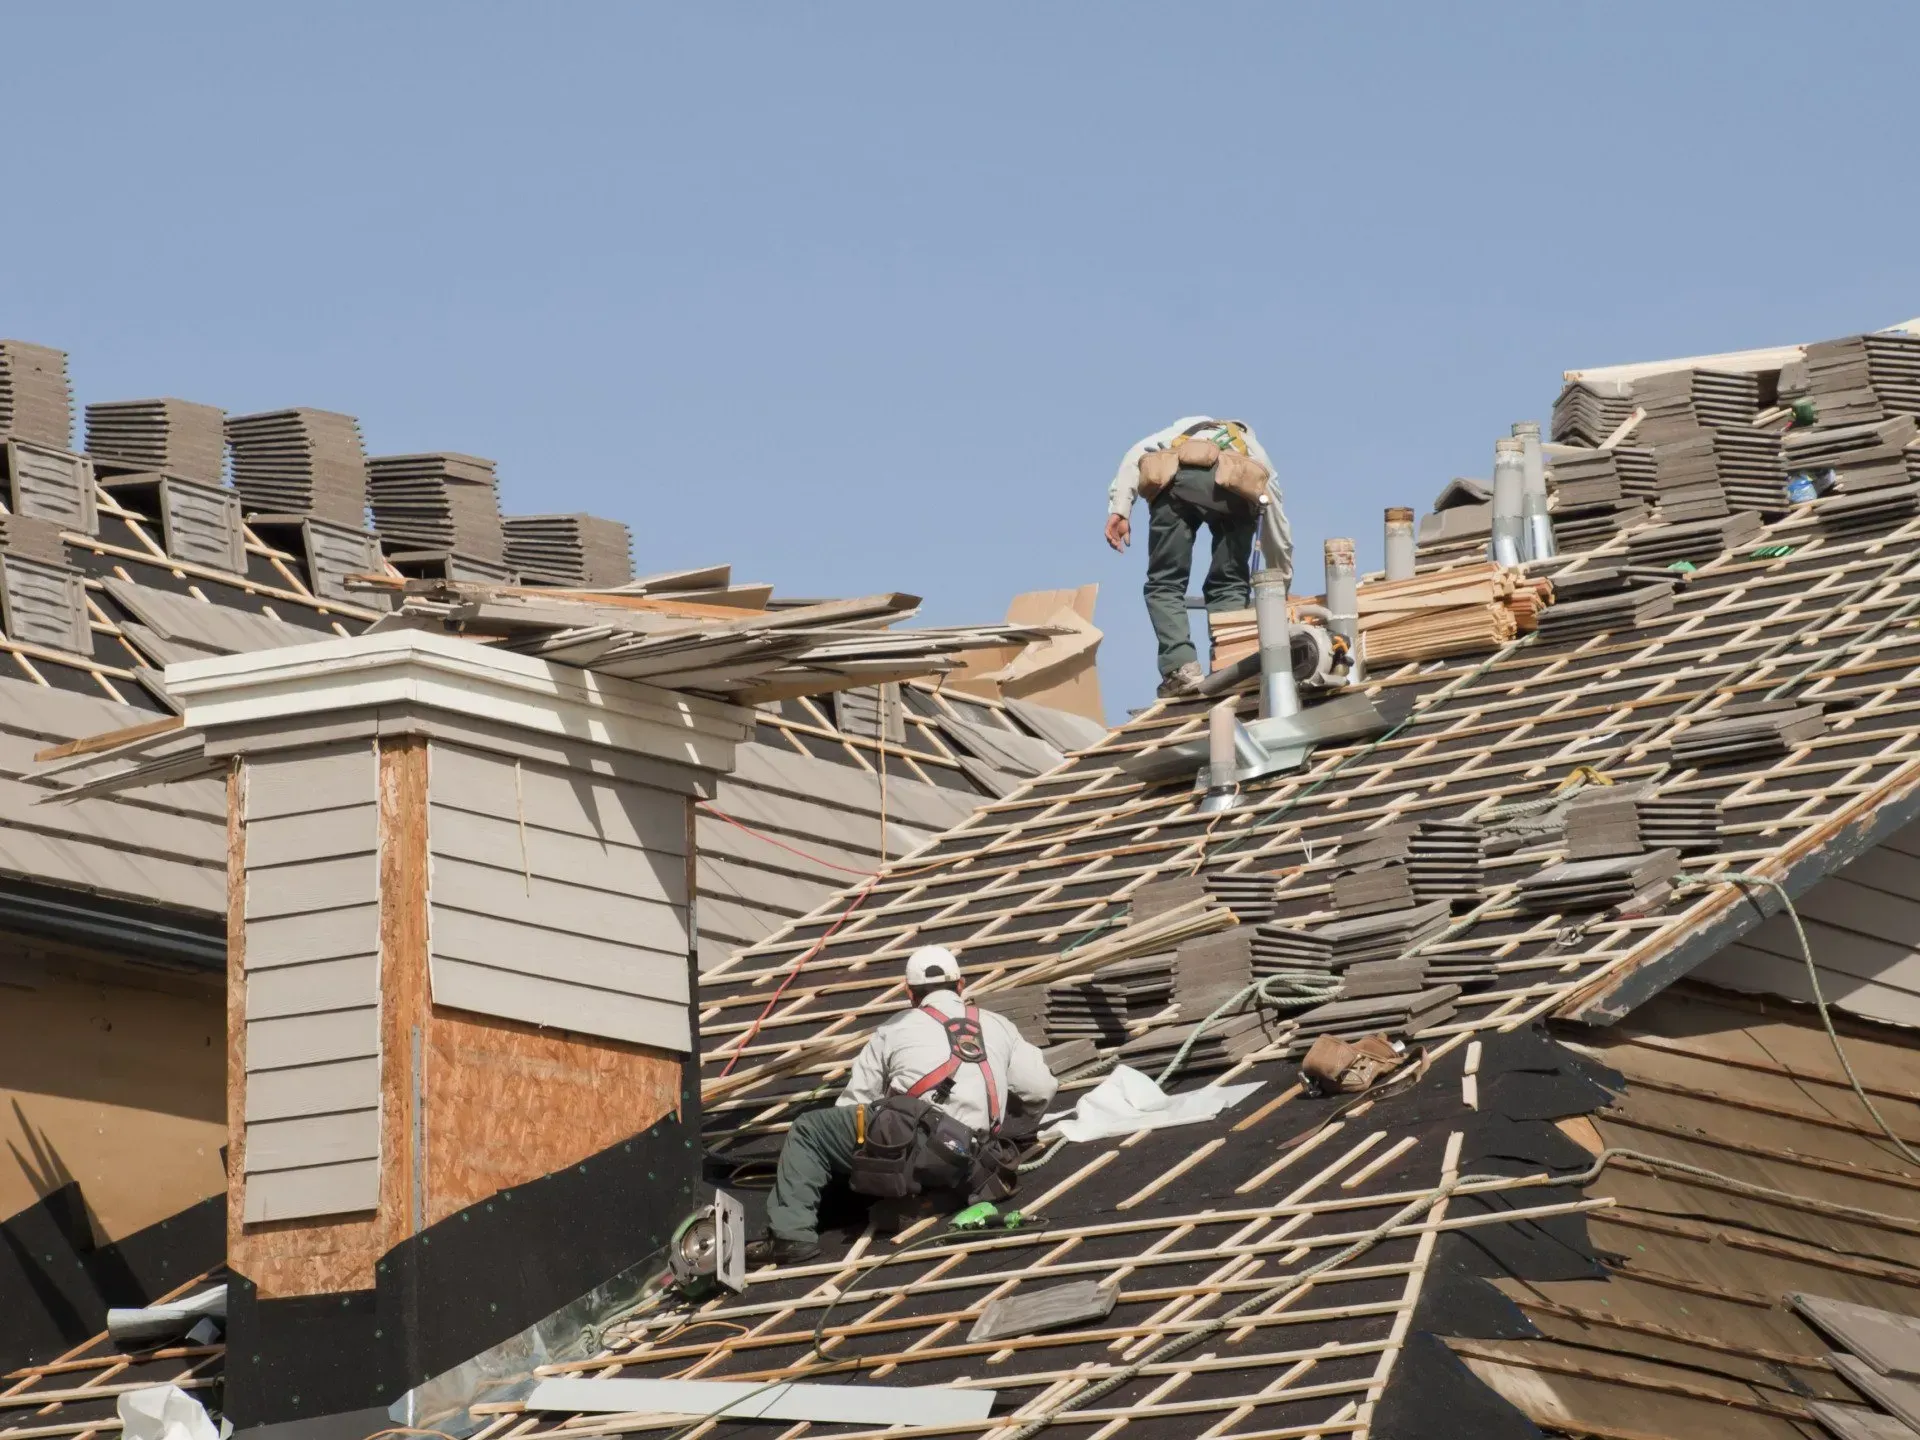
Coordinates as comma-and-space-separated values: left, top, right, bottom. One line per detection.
0, 952, 223, 1243
231, 739, 683, 1292
421, 1007, 681, 1226
231, 740, 430, 1298
944, 585, 1104, 722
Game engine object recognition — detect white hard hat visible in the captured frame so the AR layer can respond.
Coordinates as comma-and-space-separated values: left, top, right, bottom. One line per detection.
905, 946, 962, 988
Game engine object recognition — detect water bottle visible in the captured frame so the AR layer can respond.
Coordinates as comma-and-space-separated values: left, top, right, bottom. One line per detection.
1786, 474, 1817, 505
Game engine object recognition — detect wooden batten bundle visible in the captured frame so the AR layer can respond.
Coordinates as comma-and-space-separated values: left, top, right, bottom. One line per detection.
1357, 563, 1552, 665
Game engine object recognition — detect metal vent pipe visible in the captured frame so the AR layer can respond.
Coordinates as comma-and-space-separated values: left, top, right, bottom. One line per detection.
1513, 420, 1554, 561
1384, 507, 1416, 581
1252, 569, 1300, 720
1490, 437, 1526, 567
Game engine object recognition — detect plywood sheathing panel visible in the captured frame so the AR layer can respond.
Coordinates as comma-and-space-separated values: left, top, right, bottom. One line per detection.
0, 947, 223, 1244
421, 1008, 680, 1228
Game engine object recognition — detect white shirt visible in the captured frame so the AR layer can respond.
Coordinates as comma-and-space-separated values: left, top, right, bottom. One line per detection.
837, 989, 1059, 1132
1107, 416, 1279, 517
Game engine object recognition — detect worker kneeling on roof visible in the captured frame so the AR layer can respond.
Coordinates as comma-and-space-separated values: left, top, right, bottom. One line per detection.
748, 945, 1059, 1265
1106, 417, 1291, 699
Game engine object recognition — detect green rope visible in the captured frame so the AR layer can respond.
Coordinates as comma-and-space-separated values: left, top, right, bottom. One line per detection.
1671, 871, 1920, 1167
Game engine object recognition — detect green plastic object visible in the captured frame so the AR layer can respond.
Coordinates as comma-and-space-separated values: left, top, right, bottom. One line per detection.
1790, 397, 1819, 427
1002, 1209, 1027, 1229
1748, 544, 1795, 560
1668, 560, 1697, 573
949, 1202, 1000, 1230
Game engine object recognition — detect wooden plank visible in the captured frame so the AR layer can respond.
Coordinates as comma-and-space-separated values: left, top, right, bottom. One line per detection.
431, 957, 691, 1052
244, 744, 376, 820
431, 855, 687, 947
33, 713, 183, 763
245, 1056, 381, 1123
247, 905, 380, 969
246, 1006, 380, 1070
244, 805, 378, 869
244, 852, 379, 919
428, 742, 686, 854
428, 807, 687, 905
243, 1108, 380, 1174
430, 907, 689, 1003
241, 1159, 378, 1224
243, 954, 379, 1021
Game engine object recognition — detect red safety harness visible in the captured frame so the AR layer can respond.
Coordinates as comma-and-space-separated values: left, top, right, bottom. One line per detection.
903, 1002, 1003, 1131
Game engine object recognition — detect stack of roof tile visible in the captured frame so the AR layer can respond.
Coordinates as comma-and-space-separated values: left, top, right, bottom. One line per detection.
1045, 954, 1173, 1045
0, 511, 71, 566
0, 341, 72, 449
1331, 861, 1416, 916
1644, 434, 1728, 521
85, 400, 226, 485
1515, 848, 1680, 914
368, 453, 506, 561
1534, 578, 1677, 641
1711, 423, 1790, 512
1203, 868, 1285, 924
1251, 900, 1450, 983
1172, 928, 1255, 1015
1782, 416, 1916, 495
1625, 511, 1763, 567
1545, 447, 1650, 549
502, 514, 633, 588
1289, 984, 1460, 1045
1408, 820, 1489, 900
1551, 378, 1636, 446
1817, 483, 1920, 534
1671, 702, 1827, 767
227, 409, 369, 527
1117, 1009, 1273, 1077
1563, 784, 1723, 859
1414, 478, 1493, 563
1782, 332, 1920, 424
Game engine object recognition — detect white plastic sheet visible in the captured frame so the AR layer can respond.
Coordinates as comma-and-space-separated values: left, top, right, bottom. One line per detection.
117, 1386, 220, 1440
1051, 1065, 1262, 1143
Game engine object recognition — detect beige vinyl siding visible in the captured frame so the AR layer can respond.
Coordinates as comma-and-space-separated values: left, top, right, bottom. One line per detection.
1693, 818, 1920, 1030
240, 741, 382, 1223
426, 740, 693, 1052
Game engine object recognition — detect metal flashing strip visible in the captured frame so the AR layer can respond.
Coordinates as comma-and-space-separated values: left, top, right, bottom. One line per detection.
523, 1375, 997, 1425
0, 874, 224, 968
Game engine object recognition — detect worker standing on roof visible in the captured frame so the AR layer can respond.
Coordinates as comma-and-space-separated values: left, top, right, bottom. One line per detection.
747, 946, 1058, 1265
1106, 417, 1291, 698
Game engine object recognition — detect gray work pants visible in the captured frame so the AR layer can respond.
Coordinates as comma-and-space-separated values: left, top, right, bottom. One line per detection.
1144, 468, 1259, 678
765, 1105, 862, 1244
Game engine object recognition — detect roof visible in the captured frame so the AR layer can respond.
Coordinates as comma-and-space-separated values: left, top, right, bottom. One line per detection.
483, 327, 1920, 1436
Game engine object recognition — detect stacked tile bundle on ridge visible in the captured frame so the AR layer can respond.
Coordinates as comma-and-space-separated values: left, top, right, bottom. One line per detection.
85, 399, 226, 485
227, 409, 369, 528
0, 341, 73, 450
502, 514, 633, 588
1625, 511, 1763, 567
1613, 444, 1658, 500
1644, 433, 1728, 522
1671, 702, 1827, 768
1712, 423, 1790, 512
1516, 848, 1680, 914
1563, 784, 1723, 859
1414, 478, 1493, 563
1551, 378, 1635, 445
1782, 416, 1916, 494
1544, 447, 1649, 551
367, 452, 506, 562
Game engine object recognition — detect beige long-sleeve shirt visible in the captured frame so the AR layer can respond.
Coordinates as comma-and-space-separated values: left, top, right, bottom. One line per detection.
837, 989, 1058, 1132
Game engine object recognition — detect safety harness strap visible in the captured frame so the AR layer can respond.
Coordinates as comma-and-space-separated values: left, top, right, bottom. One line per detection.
903, 1001, 1003, 1130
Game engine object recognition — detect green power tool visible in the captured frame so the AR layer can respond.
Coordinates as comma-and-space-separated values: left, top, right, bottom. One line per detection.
949, 1202, 1028, 1232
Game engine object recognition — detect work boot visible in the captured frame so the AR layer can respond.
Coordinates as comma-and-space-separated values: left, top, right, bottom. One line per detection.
1156, 662, 1205, 699
745, 1234, 820, 1266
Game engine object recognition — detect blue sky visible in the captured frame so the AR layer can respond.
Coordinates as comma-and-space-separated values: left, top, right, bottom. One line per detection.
4, 4, 1917, 718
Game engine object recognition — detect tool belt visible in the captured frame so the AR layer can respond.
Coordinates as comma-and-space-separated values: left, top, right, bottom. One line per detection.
847, 1096, 1022, 1203
1137, 438, 1270, 505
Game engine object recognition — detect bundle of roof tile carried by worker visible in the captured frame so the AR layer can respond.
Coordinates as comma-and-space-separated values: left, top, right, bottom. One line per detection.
1356, 562, 1551, 665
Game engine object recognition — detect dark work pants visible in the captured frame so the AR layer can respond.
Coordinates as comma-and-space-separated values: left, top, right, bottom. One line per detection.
1144, 468, 1257, 677
766, 1105, 862, 1244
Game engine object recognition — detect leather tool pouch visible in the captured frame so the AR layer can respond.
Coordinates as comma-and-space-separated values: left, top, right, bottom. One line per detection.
1176, 436, 1221, 468
850, 1095, 976, 1198
1137, 448, 1179, 500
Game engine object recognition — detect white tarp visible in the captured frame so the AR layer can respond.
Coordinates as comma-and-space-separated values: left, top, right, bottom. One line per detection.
524, 1376, 994, 1425
118, 1386, 220, 1440
1051, 1065, 1262, 1142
